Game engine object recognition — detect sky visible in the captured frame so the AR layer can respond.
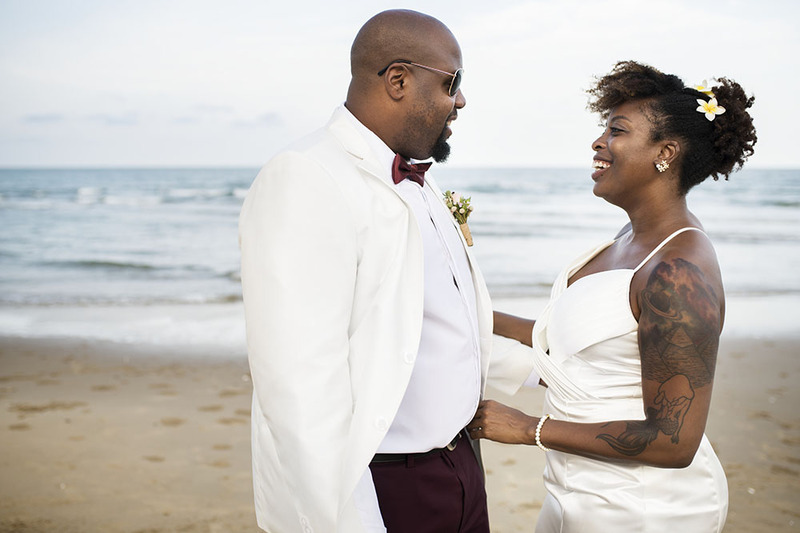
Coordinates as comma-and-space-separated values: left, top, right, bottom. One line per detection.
0, 0, 798, 169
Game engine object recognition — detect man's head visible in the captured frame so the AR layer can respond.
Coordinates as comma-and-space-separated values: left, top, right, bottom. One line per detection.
345, 10, 466, 163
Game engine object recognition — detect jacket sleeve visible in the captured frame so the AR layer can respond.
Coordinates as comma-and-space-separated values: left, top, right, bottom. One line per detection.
486, 334, 539, 395
239, 151, 358, 531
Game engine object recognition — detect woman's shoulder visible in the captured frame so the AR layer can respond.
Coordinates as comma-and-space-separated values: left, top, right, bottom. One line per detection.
634, 227, 723, 295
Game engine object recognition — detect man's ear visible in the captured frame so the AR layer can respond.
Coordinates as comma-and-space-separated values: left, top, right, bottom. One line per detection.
383, 64, 408, 101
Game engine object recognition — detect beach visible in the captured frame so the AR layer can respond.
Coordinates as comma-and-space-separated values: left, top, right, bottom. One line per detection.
1, 298, 798, 533
1, 166, 798, 531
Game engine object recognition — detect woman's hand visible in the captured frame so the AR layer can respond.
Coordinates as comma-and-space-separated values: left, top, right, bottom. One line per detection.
467, 400, 538, 445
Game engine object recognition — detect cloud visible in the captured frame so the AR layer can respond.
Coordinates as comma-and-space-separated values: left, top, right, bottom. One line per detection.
193, 104, 235, 115
87, 113, 138, 126
232, 112, 283, 129
22, 113, 64, 124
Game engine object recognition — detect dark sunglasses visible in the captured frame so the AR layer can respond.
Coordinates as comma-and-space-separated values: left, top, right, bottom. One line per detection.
377, 59, 463, 97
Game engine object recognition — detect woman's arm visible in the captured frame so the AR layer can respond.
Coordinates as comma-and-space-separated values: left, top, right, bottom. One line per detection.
472, 250, 723, 468
493, 310, 535, 347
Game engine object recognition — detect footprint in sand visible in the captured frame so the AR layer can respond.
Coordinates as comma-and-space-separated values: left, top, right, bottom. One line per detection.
781, 436, 800, 447
217, 417, 247, 426
516, 501, 542, 511
198, 405, 224, 412
234, 409, 251, 418
770, 464, 799, 476
502, 458, 517, 466
9, 423, 31, 431
160, 417, 186, 427
218, 388, 249, 398
213, 444, 232, 451
10, 401, 87, 413
91, 384, 116, 392
149, 383, 177, 396
209, 460, 230, 468
143, 455, 165, 463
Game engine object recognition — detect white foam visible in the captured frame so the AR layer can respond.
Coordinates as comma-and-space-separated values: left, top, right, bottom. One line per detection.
0, 303, 247, 355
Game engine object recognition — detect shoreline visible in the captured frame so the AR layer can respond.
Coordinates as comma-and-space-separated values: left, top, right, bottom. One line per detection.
0, 292, 797, 352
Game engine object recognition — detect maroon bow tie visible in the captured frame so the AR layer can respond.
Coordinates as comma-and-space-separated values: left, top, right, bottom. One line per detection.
392, 154, 431, 187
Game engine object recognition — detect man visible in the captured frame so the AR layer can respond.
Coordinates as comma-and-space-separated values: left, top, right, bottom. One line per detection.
239, 9, 537, 533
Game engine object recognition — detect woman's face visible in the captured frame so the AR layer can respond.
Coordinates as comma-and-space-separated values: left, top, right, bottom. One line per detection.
590, 100, 663, 208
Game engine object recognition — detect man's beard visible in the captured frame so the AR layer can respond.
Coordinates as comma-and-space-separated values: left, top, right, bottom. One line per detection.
430, 128, 451, 163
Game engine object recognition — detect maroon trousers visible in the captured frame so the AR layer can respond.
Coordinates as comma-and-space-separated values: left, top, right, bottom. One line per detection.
369, 436, 490, 533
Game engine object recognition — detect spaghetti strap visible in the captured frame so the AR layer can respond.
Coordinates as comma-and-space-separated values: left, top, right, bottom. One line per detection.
632, 227, 706, 272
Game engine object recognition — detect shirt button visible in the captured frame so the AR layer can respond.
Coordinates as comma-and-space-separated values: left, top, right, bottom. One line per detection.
375, 416, 389, 431
403, 351, 415, 364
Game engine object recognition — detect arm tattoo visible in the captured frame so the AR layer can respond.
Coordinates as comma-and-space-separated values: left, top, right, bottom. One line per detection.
597, 258, 720, 456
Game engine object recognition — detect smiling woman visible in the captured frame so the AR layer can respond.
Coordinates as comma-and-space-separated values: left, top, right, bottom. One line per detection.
472, 60, 757, 533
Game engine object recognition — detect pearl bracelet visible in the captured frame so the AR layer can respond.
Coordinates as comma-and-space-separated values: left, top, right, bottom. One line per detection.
535, 414, 552, 452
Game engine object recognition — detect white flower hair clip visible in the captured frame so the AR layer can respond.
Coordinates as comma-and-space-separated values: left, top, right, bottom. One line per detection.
692, 79, 725, 121
696, 97, 726, 121
693, 80, 716, 97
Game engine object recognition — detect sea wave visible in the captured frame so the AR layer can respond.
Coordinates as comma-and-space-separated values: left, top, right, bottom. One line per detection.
165, 188, 232, 201
0, 291, 244, 307
41, 259, 160, 271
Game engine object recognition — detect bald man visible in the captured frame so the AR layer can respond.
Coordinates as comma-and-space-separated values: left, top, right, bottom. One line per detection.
239, 10, 536, 533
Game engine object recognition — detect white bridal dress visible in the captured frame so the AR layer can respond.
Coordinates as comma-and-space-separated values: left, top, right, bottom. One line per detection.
531, 227, 728, 533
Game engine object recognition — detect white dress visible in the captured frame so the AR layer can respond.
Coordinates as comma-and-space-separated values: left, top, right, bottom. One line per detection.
531, 228, 728, 533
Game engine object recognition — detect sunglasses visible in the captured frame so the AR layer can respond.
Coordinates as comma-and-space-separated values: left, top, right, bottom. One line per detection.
377, 59, 463, 97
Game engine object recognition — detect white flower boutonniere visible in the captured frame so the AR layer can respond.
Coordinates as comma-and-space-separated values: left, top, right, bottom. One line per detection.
443, 190, 474, 246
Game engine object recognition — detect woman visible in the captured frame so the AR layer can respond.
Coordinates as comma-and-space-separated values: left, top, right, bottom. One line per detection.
468, 61, 756, 531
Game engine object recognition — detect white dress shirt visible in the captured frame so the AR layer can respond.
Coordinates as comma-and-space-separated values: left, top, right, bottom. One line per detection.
344, 108, 481, 453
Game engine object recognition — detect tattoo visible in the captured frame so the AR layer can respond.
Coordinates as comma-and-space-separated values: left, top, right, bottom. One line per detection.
597, 258, 720, 456
598, 376, 695, 455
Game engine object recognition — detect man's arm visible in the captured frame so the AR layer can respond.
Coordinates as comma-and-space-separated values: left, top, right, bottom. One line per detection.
240, 151, 358, 530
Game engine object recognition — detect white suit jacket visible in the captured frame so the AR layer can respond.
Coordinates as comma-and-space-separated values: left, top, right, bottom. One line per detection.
239, 106, 535, 533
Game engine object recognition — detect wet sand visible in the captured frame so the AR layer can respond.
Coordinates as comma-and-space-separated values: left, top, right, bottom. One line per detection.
1, 333, 798, 532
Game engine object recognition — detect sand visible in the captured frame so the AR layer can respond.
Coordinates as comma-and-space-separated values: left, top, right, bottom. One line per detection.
1, 332, 798, 532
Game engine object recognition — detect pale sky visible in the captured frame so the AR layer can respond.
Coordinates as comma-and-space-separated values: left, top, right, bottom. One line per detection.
1, 0, 797, 168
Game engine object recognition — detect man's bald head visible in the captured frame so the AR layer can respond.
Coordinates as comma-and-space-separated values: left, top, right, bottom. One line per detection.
350, 10, 456, 79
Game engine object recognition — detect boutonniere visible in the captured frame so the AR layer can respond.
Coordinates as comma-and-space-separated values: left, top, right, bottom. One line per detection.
443, 190, 474, 246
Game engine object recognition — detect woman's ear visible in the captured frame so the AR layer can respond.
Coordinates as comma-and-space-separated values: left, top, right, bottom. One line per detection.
657, 140, 681, 167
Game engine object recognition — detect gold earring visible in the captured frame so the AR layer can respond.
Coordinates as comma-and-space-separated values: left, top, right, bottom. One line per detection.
655, 160, 669, 173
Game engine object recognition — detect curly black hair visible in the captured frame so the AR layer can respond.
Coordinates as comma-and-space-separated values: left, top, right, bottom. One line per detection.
587, 61, 757, 194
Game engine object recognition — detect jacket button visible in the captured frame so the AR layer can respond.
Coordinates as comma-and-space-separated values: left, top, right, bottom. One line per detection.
375, 416, 389, 431
403, 351, 415, 364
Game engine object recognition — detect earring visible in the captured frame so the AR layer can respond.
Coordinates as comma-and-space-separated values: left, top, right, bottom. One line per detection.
655, 160, 669, 173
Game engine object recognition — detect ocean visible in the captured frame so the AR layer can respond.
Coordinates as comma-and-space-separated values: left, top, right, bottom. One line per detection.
1, 167, 798, 348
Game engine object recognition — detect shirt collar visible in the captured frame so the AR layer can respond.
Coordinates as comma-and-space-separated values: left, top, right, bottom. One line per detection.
340, 104, 397, 177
